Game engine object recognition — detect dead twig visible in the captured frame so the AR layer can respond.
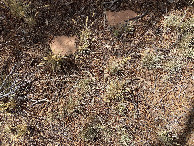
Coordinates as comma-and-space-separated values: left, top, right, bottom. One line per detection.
125, 10, 148, 22
31, 98, 49, 107
0, 63, 17, 91
103, 0, 122, 10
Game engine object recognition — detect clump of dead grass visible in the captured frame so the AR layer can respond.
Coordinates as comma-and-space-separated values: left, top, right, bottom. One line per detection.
142, 8, 193, 81
42, 53, 64, 72
3, 0, 36, 26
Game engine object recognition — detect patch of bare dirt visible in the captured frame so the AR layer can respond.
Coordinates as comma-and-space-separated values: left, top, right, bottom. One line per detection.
49, 36, 77, 56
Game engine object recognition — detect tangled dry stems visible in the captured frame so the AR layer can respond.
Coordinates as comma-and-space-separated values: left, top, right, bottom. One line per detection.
0, 0, 193, 145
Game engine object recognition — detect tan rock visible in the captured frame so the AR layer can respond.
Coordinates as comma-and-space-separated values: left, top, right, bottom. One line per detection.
106, 10, 137, 26
49, 35, 77, 56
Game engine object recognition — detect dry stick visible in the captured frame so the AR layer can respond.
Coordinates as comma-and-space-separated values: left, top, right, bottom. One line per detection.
125, 10, 148, 22
0, 64, 17, 91
118, 11, 148, 42
160, 86, 177, 102
103, 0, 121, 10
31, 98, 49, 106
178, 84, 188, 99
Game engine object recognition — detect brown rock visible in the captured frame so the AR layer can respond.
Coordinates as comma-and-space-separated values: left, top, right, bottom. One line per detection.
49, 35, 77, 56
106, 10, 137, 26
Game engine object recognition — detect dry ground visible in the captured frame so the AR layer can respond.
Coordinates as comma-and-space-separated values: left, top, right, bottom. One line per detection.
0, 0, 193, 145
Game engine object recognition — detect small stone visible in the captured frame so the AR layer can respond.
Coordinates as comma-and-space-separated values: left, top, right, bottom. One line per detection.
106, 10, 137, 26
49, 35, 77, 56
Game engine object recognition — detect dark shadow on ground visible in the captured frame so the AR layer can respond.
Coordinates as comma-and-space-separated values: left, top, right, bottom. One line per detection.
175, 103, 194, 145
1, 0, 191, 48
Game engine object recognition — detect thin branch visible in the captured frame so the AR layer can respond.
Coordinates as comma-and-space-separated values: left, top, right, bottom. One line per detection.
103, 0, 121, 10
31, 98, 49, 106
0, 64, 17, 91
125, 10, 148, 22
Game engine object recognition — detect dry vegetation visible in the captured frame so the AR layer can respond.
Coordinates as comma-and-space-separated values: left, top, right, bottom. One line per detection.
0, 0, 193, 145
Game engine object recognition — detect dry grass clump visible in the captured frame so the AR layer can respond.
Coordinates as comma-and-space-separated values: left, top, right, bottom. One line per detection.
3, 0, 36, 26
77, 16, 94, 51
104, 78, 125, 102
42, 54, 64, 72
0, 65, 35, 145
142, 8, 193, 83
142, 51, 163, 70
